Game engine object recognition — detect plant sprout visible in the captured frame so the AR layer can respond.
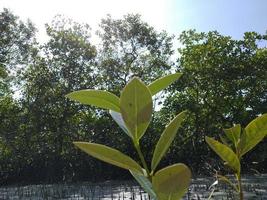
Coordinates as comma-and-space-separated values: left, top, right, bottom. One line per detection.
66, 73, 191, 200
205, 114, 267, 200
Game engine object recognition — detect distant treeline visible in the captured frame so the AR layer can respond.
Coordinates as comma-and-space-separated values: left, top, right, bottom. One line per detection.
0, 8, 266, 185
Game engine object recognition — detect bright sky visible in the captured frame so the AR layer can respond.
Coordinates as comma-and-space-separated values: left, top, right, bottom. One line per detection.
1, 0, 267, 41
0, 0, 171, 43
171, 0, 267, 39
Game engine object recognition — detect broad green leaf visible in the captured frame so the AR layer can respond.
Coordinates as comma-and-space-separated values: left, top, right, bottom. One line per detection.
109, 110, 132, 139
66, 90, 120, 112
205, 137, 240, 174
151, 111, 187, 171
148, 73, 182, 96
152, 163, 191, 200
241, 114, 267, 156
120, 77, 153, 141
238, 129, 247, 157
73, 142, 143, 174
130, 170, 157, 200
223, 124, 241, 146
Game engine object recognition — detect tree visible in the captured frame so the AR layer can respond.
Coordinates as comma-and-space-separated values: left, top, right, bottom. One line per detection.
20, 16, 98, 181
0, 8, 36, 97
163, 30, 267, 173
0, 8, 37, 183
96, 14, 174, 93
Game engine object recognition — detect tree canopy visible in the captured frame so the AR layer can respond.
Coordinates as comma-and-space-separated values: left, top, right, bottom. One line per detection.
0, 9, 266, 184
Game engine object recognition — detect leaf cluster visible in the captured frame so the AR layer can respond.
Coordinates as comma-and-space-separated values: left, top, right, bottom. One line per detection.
67, 73, 191, 200
205, 114, 267, 197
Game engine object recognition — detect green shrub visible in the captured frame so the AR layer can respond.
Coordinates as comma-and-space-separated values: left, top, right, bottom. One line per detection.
206, 114, 267, 200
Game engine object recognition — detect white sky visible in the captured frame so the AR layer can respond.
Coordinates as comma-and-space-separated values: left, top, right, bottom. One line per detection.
1, 0, 173, 42
1, 0, 267, 42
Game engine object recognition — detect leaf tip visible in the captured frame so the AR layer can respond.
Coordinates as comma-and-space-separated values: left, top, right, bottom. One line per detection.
73, 141, 83, 147
65, 92, 73, 99
182, 110, 189, 117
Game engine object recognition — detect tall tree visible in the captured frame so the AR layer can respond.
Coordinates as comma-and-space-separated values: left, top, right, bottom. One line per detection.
97, 14, 174, 93
0, 8, 36, 97
20, 16, 98, 181
162, 30, 267, 174
0, 9, 37, 183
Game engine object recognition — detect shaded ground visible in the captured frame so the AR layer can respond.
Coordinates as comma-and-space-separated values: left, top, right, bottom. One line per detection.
0, 175, 266, 199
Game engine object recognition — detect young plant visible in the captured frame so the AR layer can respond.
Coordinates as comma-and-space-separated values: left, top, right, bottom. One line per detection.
205, 114, 267, 200
66, 73, 191, 200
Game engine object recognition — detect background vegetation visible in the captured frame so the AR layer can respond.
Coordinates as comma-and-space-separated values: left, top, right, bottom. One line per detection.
0, 8, 266, 185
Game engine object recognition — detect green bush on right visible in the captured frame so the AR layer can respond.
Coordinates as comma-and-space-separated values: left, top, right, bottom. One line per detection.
206, 114, 267, 200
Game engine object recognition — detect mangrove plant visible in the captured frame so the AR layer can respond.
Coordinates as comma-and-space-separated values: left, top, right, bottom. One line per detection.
66, 73, 191, 200
205, 114, 267, 200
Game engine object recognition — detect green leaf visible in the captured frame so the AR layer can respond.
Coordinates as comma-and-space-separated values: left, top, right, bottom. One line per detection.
66, 90, 120, 112
223, 124, 241, 146
120, 77, 153, 141
130, 170, 157, 200
109, 110, 132, 139
152, 163, 191, 200
148, 73, 182, 96
73, 142, 143, 174
241, 114, 267, 156
151, 111, 187, 171
205, 137, 240, 174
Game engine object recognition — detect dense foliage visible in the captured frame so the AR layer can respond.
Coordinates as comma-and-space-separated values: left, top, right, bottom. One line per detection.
0, 9, 266, 185
162, 30, 267, 174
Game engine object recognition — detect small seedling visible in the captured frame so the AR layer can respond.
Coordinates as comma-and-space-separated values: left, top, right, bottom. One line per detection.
66, 73, 191, 200
205, 114, 267, 200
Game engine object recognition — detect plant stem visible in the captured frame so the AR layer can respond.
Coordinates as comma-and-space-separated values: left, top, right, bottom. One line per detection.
237, 173, 243, 200
134, 141, 150, 176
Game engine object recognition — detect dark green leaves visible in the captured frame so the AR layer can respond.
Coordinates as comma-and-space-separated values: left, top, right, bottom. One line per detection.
205, 137, 240, 174
151, 111, 187, 171
74, 142, 143, 174
66, 90, 120, 112
120, 77, 152, 141
148, 73, 182, 96
152, 164, 191, 200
